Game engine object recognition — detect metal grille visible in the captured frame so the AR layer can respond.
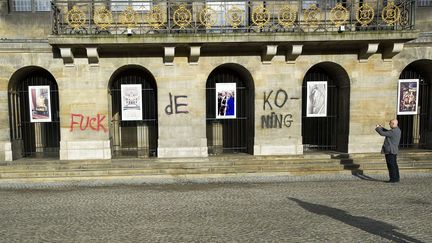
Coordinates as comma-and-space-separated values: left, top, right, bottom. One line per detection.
302, 66, 349, 152
51, 0, 416, 35
397, 68, 430, 149
206, 67, 254, 154
8, 71, 60, 158
110, 69, 158, 158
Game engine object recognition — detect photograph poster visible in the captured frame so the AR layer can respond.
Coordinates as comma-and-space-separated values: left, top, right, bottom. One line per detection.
121, 84, 143, 121
216, 83, 236, 119
397, 79, 419, 115
28, 85, 51, 122
306, 81, 327, 117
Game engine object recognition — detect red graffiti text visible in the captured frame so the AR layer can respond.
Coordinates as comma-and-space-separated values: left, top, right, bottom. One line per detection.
70, 113, 108, 133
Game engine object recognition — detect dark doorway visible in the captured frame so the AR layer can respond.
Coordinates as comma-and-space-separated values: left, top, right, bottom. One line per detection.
109, 66, 158, 158
206, 64, 254, 155
302, 63, 350, 152
398, 61, 432, 149
8, 68, 60, 158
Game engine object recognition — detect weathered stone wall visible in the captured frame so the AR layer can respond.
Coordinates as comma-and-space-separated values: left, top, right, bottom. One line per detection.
1, 1, 432, 161
0, 43, 431, 160
416, 7, 432, 33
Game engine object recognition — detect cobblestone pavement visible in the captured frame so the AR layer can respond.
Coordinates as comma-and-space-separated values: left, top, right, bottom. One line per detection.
0, 174, 431, 242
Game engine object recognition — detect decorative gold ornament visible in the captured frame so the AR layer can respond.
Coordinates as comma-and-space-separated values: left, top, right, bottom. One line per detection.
93, 6, 112, 30
330, 3, 348, 27
226, 6, 244, 29
251, 5, 270, 29
356, 3, 374, 26
173, 5, 192, 29
399, 7, 409, 27
304, 4, 320, 27
119, 6, 137, 28
278, 5, 297, 28
66, 5, 86, 30
146, 5, 165, 29
382, 1, 400, 25
199, 7, 217, 29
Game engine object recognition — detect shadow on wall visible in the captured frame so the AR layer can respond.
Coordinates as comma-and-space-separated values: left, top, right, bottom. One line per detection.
288, 197, 424, 243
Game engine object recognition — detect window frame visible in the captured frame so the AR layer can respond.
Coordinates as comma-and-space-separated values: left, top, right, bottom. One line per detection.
9, 0, 51, 12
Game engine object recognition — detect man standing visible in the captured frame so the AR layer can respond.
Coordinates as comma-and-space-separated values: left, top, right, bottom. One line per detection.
375, 119, 401, 183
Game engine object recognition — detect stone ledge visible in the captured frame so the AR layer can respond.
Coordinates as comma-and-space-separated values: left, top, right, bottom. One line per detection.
254, 145, 303, 156
158, 147, 208, 158
48, 31, 419, 45
60, 140, 111, 160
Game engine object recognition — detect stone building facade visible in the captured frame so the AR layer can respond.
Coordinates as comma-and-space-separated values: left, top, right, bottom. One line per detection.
0, 0, 431, 161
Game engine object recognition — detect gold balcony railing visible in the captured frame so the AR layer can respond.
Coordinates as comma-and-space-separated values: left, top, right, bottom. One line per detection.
51, 0, 416, 35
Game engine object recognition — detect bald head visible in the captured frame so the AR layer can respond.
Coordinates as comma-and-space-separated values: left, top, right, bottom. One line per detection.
389, 119, 398, 128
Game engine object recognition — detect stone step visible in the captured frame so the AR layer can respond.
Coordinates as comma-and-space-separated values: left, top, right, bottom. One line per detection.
0, 158, 341, 172
1, 152, 430, 180
0, 160, 343, 174
0, 164, 348, 179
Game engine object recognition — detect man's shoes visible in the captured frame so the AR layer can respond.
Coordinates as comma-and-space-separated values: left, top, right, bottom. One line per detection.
387, 180, 399, 183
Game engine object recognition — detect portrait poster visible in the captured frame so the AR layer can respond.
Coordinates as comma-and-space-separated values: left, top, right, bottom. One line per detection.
306, 81, 327, 117
397, 79, 419, 115
121, 84, 143, 121
28, 85, 51, 123
216, 83, 236, 119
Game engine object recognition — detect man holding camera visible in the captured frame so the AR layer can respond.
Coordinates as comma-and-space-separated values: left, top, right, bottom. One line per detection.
375, 119, 401, 183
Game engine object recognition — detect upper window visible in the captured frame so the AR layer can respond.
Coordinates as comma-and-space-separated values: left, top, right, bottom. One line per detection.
418, 0, 432, 7
206, 1, 247, 27
302, 0, 319, 9
111, 0, 151, 12
10, 0, 50, 12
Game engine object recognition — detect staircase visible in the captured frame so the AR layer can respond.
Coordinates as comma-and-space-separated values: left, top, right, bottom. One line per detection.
340, 150, 432, 175
0, 151, 431, 181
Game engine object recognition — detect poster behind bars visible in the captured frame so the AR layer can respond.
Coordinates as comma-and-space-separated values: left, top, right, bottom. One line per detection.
28, 85, 51, 122
215, 83, 236, 119
121, 84, 143, 121
397, 79, 419, 115
306, 81, 327, 117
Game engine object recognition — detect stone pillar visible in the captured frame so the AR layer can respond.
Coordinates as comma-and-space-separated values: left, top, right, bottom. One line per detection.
208, 122, 223, 155
34, 123, 44, 156
413, 111, 420, 144
137, 123, 149, 158
112, 113, 121, 157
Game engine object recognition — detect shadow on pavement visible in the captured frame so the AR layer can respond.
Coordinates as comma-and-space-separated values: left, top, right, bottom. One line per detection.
339, 158, 385, 182
288, 197, 424, 243
352, 171, 383, 182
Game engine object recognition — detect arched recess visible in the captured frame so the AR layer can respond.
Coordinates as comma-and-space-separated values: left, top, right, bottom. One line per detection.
206, 63, 255, 155
397, 59, 432, 149
108, 65, 158, 158
301, 62, 350, 153
8, 66, 60, 159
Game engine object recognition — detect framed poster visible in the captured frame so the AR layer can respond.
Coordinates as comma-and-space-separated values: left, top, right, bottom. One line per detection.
121, 84, 143, 121
397, 79, 419, 115
306, 81, 327, 117
28, 85, 51, 123
216, 83, 236, 119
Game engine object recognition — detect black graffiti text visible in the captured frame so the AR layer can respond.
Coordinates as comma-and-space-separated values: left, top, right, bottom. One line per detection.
165, 92, 189, 115
263, 89, 288, 110
261, 112, 293, 129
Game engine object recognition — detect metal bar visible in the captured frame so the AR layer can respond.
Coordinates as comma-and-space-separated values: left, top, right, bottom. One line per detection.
50, 0, 415, 35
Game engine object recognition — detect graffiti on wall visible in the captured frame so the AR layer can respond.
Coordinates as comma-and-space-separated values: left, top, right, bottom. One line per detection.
262, 89, 294, 129
165, 92, 189, 115
70, 113, 108, 133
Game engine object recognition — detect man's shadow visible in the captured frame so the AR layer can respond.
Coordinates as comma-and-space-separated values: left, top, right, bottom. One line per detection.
288, 197, 424, 243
